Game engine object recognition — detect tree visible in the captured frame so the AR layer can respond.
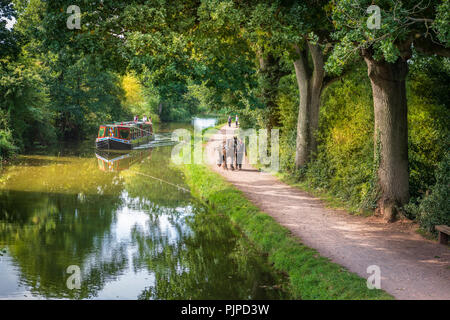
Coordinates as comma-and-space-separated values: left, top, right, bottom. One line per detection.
42, 1, 222, 121
241, 1, 345, 168
246, 3, 289, 130
328, 0, 450, 221
193, 0, 260, 116
0, 0, 18, 60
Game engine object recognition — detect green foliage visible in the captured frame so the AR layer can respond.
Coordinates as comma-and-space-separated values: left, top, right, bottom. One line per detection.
406, 55, 449, 201
0, 1, 52, 155
0, 1, 18, 60
434, 0, 450, 46
405, 152, 450, 233
0, 0, 144, 157
121, 74, 160, 123
0, 112, 17, 160
277, 70, 377, 211
409, 55, 450, 109
278, 61, 449, 222
46, 55, 128, 139
277, 74, 299, 173
2, 0, 448, 235
311, 75, 374, 210
402, 56, 449, 229
408, 94, 448, 199
0, 57, 56, 151
327, 0, 449, 74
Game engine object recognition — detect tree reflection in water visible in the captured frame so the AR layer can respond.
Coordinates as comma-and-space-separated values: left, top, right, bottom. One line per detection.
0, 132, 289, 299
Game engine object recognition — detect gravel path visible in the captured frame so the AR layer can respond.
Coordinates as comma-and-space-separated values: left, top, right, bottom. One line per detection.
205, 125, 450, 300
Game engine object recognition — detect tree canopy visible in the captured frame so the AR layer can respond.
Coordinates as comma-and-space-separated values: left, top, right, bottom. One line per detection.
0, 0, 448, 228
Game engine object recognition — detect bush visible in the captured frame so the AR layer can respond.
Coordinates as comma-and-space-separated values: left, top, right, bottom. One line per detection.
405, 151, 450, 233
277, 74, 299, 173
1, 60, 57, 152
0, 111, 17, 160
0, 128, 17, 160
407, 88, 449, 199
300, 72, 376, 210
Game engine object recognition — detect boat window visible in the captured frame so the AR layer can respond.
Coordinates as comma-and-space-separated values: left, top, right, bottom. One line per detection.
98, 127, 106, 137
118, 128, 130, 140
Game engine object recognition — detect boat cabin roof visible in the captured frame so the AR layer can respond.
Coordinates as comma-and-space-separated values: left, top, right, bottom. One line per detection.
100, 121, 151, 129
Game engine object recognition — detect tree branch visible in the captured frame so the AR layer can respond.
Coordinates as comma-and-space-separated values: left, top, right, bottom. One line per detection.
414, 36, 450, 58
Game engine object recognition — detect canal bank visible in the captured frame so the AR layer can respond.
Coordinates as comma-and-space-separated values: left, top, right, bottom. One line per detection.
180, 126, 392, 300
181, 164, 392, 299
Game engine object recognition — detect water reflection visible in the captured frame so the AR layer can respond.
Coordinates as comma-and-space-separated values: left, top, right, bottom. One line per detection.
96, 149, 153, 172
0, 120, 289, 300
192, 117, 218, 131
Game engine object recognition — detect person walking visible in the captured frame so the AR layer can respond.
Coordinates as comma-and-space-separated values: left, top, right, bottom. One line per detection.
233, 136, 238, 170
228, 115, 232, 127
236, 138, 245, 170
222, 139, 228, 170
215, 142, 223, 168
235, 115, 239, 128
228, 137, 236, 171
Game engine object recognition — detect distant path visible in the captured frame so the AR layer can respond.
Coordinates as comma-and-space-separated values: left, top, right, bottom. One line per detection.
205, 125, 450, 300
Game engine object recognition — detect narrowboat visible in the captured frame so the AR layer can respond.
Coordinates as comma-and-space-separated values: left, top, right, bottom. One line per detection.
95, 121, 154, 151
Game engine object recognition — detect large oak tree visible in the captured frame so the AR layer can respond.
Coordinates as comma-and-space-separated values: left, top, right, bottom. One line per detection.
328, 0, 450, 221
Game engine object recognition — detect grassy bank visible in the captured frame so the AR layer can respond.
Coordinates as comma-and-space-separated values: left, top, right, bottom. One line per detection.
180, 163, 393, 300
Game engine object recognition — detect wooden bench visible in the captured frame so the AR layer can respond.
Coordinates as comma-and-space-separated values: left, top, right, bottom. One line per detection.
435, 225, 450, 245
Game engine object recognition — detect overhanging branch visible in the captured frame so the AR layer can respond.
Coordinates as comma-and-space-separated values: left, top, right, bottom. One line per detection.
414, 37, 450, 58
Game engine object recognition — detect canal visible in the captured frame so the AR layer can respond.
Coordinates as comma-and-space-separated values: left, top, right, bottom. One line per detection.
0, 119, 289, 300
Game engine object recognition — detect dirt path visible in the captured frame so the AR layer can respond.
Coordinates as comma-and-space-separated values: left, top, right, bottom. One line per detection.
205, 125, 450, 300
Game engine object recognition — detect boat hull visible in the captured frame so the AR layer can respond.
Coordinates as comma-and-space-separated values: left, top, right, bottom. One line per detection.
95, 135, 153, 151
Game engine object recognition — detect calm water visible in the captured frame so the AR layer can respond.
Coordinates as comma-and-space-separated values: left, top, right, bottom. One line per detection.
0, 120, 289, 300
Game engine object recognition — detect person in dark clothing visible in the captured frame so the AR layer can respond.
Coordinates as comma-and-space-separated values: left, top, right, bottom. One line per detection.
228, 115, 232, 127
227, 138, 236, 170
215, 142, 223, 168
222, 139, 228, 170
236, 138, 245, 170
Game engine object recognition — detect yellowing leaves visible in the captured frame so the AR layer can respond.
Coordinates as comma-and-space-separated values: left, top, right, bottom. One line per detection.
121, 74, 145, 106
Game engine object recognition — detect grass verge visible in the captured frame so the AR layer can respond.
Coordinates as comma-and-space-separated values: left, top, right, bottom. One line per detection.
180, 163, 393, 300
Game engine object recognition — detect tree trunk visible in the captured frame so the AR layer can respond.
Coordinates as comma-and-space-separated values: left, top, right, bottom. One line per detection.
293, 43, 324, 169
293, 47, 310, 168
364, 56, 409, 222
